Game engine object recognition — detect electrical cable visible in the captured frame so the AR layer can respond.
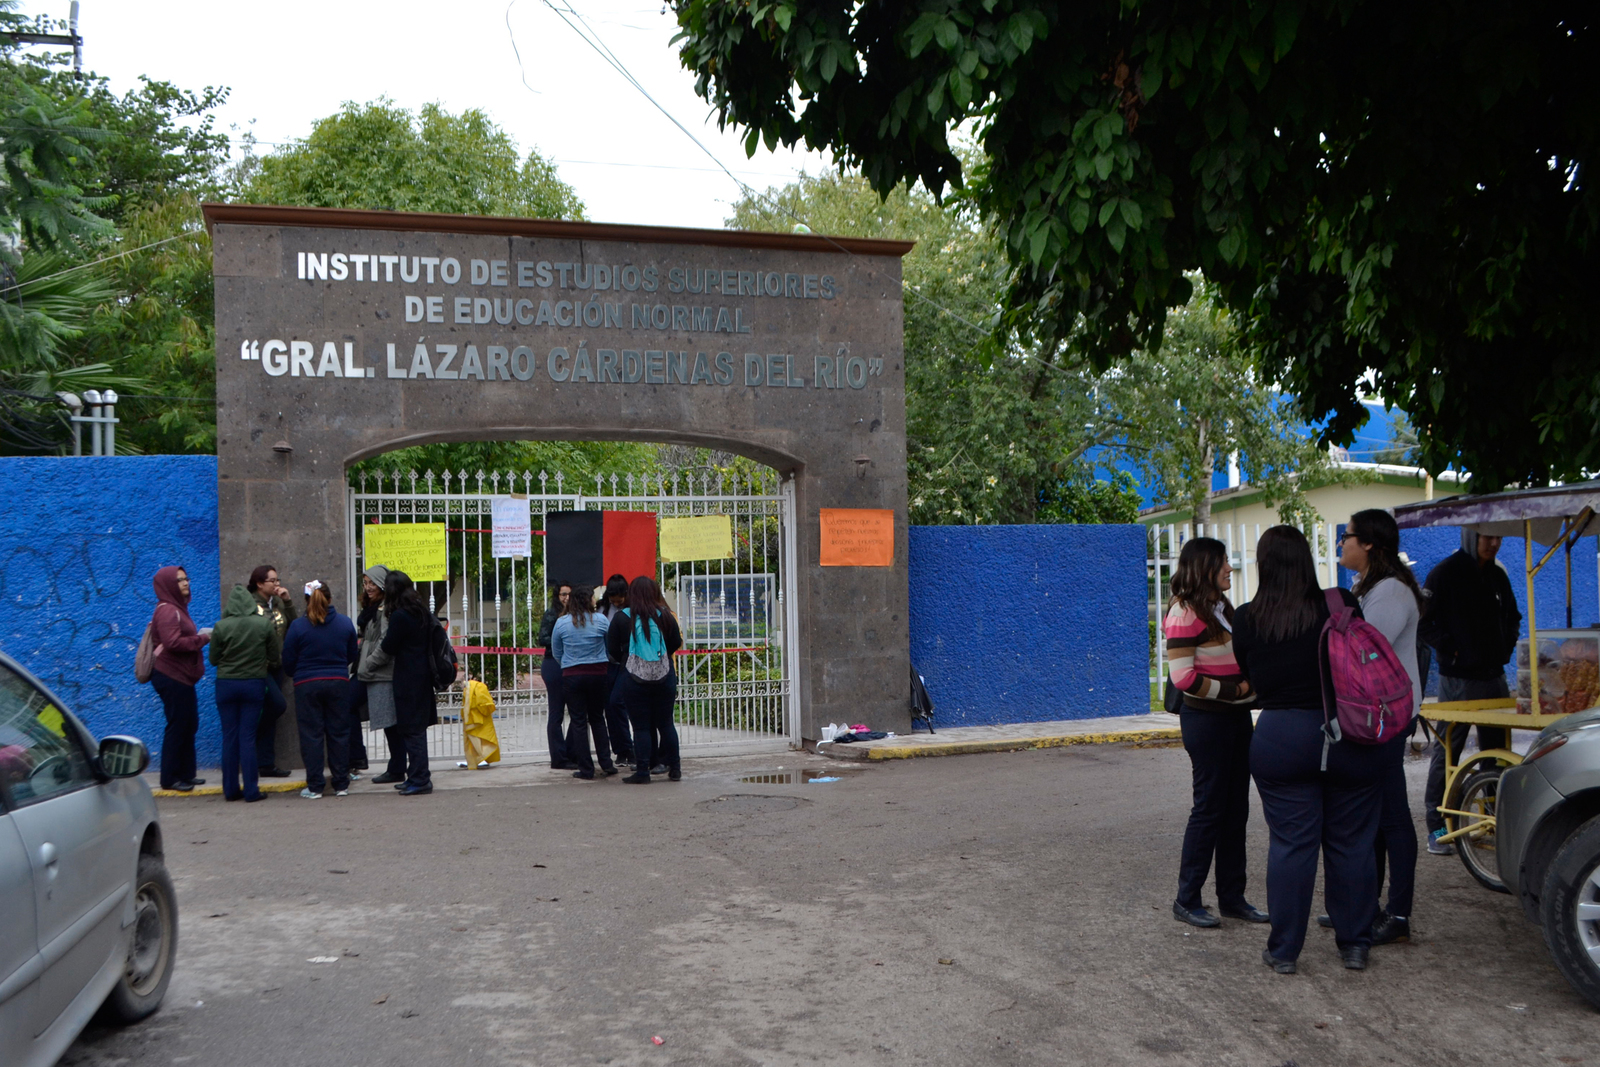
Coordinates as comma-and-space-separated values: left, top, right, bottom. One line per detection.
515, 0, 998, 348
8, 231, 200, 288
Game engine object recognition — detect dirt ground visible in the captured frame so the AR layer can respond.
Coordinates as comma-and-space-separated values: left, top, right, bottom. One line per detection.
61, 742, 1597, 1067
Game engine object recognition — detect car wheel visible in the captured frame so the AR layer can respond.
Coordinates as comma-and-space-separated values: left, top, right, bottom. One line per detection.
1448, 768, 1509, 893
1541, 813, 1600, 1011
96, 853, 178, 1024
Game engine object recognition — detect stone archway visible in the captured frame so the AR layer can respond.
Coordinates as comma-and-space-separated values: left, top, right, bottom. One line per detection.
205, 204, 913, 742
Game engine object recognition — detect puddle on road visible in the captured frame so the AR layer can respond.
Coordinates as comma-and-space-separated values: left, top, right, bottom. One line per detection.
738, 768, 849, 784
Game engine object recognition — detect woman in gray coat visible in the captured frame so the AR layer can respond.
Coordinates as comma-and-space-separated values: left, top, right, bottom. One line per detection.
356, 565, 405, 786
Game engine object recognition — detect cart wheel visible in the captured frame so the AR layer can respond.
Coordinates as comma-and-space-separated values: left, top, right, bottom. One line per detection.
1448, 768, 1510, 894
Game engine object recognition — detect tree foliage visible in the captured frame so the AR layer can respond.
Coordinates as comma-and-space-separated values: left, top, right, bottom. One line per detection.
673, 0, 1598, 487
1108, 284, 1349, 525
238, 100, 584, 220
730, 168, 1139, 524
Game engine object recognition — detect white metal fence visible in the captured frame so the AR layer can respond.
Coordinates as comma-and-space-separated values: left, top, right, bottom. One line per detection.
1148, 521, 1342, 701
347, 466, 797, 763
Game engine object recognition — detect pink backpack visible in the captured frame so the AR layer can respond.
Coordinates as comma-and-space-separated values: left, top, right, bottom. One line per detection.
1317, 589, 1414, 768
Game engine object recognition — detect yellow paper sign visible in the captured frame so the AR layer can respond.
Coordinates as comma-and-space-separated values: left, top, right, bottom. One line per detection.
363, 523, 448, 581
819, 508, 895, 567
659, 514, 734, 562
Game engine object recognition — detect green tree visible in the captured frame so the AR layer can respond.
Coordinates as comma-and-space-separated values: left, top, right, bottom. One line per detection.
672, 1, 1598, 488
239, 100, 584, 220
347, 440, 658, 488
730, 169, 1135, 524
1107, 285, 1349, 525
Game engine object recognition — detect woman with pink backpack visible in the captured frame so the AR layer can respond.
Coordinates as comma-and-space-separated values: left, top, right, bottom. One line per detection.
1317, 509, 1425, 947
1233, 526, 1384, 974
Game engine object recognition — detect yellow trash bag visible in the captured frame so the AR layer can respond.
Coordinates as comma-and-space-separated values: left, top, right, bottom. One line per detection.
463, 678, 500, 767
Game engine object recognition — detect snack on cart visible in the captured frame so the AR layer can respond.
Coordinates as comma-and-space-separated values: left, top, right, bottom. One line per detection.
1395, 482, 1600, 892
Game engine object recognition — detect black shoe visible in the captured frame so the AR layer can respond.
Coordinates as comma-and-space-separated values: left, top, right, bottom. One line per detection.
1340, 945, 1369, 969
1262, 949, 1296, 975
187, 778, 206, 786
1173, 903, 1221, 928
600, 765, 619, 777
550, 760, 578, 771
622, 772, 650, 784
165, 782, 193, 792
371, 771, 404, 784
1220, 903, 1269, 924
258, 767, 292, 778
1316, 914, 1334, 929
615, 752, 635, 764
1371, 914, 1410, 945
350, 763, 369, 772
572, 770, 595, 780
224, 793, 242, 802
397, 783, 433, 796
393, 781, 406, 790
244, 793, 270, 803
668, 769, 682, 781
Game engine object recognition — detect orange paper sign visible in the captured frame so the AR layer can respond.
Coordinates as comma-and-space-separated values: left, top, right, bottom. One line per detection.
819, 508, 895, 567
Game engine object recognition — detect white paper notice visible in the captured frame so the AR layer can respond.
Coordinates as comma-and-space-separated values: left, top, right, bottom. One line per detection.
491, 496, 531, 558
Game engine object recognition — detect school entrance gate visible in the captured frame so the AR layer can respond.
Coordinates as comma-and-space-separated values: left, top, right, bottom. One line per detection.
205, 204, 913, 769
349, 465, 796, 760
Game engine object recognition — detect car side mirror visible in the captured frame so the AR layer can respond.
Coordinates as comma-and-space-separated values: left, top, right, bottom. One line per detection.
98, 736, 150, 778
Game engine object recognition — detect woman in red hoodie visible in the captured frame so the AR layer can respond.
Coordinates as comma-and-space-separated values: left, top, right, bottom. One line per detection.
149, 565, 211, 791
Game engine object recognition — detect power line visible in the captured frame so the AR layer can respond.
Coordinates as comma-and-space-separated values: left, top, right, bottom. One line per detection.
517, 0, 997, 348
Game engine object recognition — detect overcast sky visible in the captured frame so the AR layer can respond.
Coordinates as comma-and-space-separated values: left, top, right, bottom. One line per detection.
20, 0, 831, 230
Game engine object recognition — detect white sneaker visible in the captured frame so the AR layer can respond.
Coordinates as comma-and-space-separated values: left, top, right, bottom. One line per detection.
335, 789, 349, 797
299, 788, 322, 800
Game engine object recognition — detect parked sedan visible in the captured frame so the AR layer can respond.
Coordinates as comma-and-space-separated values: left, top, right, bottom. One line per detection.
0, 650, 178, 1067
1500, 706, 1600, 1009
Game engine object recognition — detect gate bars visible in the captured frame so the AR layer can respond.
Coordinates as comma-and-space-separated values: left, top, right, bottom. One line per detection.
346, 467, 797, 762
1147, 521, 1342, 707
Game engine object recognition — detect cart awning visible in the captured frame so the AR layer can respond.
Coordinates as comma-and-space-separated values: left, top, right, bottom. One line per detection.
1394, 481, 1600, 545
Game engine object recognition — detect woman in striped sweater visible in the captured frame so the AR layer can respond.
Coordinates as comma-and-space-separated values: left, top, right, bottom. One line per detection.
1165, 537, 1268, 928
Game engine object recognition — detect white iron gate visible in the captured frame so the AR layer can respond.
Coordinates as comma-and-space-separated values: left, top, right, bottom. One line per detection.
347, 466, 797, 762
1148, 521, 1341, 705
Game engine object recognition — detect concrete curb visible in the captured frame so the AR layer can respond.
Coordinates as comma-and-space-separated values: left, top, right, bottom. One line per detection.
817, 715, 1183, 761
152, 779, 308, 798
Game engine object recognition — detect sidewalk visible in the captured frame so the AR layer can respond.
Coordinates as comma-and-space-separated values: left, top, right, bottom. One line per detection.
817, 713, 1181, 761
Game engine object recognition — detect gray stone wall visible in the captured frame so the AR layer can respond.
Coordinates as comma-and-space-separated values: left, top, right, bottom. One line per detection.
208, 206, 912, 745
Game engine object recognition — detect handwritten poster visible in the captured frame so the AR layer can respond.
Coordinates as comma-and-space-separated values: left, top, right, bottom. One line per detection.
819, 508, 894, 567
363, 522, 448, 581
659, 514, 734, 562
491, 496, 531, 558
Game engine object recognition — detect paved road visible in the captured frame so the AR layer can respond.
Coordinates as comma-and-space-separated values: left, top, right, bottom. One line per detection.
63, 743, 1595, 1067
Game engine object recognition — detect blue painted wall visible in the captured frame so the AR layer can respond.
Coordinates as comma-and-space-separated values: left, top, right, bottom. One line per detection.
907, 524, 1149, 726
0, 456, 220, 763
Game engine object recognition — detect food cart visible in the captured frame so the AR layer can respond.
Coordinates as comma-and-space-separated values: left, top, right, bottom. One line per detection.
1393, 481, 1600, 891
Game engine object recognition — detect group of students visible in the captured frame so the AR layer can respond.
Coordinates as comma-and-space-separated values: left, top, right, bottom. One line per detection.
1164, 509, 1521, 973
145, 562, 687, 801
144, 563, 448, 801
536, 573, 685, 783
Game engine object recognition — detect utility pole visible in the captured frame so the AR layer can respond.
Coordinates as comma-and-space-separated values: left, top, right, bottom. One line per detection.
8, 1, 83, 77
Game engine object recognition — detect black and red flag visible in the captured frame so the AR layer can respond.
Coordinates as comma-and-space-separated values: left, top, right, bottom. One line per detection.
543, 510, 658, 589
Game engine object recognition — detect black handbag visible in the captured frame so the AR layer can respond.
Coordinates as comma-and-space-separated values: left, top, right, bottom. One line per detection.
1163, 677, 1182, 714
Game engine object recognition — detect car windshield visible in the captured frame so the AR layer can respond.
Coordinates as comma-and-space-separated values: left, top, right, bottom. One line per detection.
0, 662, 91, 806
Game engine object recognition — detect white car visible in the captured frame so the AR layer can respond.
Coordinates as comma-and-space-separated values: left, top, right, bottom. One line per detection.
0, 650, 177, 1066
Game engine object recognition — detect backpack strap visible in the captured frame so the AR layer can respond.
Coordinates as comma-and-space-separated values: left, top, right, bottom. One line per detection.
1322, 588, 1352, 633
1317, 588, 1344, 770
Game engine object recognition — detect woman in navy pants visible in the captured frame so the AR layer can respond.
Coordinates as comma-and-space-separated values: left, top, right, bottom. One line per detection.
1233, 526, 1383, 973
